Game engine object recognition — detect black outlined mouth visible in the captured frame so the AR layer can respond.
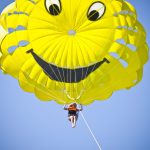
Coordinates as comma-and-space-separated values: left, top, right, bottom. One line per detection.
27, 49, 110, 83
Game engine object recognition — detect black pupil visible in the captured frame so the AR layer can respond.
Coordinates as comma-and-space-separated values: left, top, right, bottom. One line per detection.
49, 4, 60, 15
88, 10, 99, 21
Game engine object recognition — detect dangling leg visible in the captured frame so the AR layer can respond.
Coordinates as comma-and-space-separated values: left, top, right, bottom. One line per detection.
69, 116, 74, 128
72, 116, 77, 128
68, 118, 71, 122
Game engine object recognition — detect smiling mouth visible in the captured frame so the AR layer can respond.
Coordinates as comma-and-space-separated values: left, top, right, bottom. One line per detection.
26, 49, 110, 83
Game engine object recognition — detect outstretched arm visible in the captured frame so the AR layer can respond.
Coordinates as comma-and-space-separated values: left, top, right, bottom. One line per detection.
63, 104, 68, 110
78, 104, 83, 111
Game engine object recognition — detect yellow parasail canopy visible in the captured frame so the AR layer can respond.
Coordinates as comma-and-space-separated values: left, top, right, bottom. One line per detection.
0, 0, 149, 105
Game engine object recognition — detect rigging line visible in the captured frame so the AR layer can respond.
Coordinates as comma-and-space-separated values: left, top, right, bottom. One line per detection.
56, 38, 69, 90
22, 71, 65, 103
65, 55, 83, 101
85, 54, 135, 97
30, 37, 67, 90
76, 42, 86, 99
73, 99, 102, 150
50, 37, 68, 89
76, 38, 84, 84
74, 36, 114, 91
73, 65, 80, 101
78, 37, 96, 89
74, 67, 78, 99
31, 36, 66, 85
80, 111, 102, 150
69, 38, 73, 96
59, 37, 70, 91
46, 62, 64, 89
5, 10, 65, 99
65, 38, 81, 101
28, 49, 65, 90
19, 66, 66, 103
74, 68, 85, 101
75, 37, 87, 101
6, 55, 65, 102
32, 56, 65, 91
83, 60, 118, 92
72, 38, 82, 101
75, 37, 101, 90
64, 43, 76, 100
30, 26, 70, 91
87, 58, 136, 100
82, 30, 132, 91
71, 38, 80, 100
4, 57, 66, 103
5, 33, 65, 101
74, 36, 89, 91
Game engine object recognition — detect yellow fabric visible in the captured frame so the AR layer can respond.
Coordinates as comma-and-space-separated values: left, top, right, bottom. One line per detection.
0, 2, 16, 63
0, 0, 149, 105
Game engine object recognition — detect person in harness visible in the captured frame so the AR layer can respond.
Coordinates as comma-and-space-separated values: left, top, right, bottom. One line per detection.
63, 103, 83, 128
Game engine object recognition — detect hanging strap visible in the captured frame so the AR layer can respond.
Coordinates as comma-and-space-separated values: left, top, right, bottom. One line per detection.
80, 111, 102, 150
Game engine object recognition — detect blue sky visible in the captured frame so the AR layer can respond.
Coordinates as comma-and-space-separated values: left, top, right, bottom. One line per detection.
0, 0, 150, 150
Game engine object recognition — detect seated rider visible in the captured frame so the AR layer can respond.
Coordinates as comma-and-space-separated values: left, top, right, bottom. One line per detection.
63, 103, 83, 128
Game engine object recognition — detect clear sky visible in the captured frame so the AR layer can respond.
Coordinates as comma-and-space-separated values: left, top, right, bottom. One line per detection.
0, 0, 150, 150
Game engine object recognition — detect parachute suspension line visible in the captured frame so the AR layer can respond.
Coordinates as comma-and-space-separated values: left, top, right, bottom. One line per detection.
73, 37, 96, 96
74, 37, 84, 102
73, 98, 102, 150
51, 37, 68, 90
65, 37, 84, 101
74, 37, 87, 100
81, 54, 136, 105
92, 57, 136, 100
79, 38, 96, 90
2, 50, 65, 103
80, 111, 102, 150
74, 35, 112, 95
65, 89, 83, 101
21, 71, 65, 103
84, 61, 118, 91
69, 38, 73, 100
13, 18, 66, 92
46, 37, 71, 91
2, 19, 63, 101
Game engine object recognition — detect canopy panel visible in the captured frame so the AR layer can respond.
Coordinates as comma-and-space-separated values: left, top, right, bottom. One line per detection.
0, 0, 149, 105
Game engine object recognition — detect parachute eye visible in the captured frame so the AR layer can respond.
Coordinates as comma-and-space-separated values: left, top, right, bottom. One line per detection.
87, 1, 106, 21
45, 0, 61, 16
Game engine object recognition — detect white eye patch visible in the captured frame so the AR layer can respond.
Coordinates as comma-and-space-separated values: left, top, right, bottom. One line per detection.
87, 2, 106, 21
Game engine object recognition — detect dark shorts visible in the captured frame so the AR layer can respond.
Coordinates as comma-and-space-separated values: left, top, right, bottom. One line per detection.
68, 110, 77, 117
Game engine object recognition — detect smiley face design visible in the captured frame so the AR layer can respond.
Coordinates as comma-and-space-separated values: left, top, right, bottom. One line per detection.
0, 0, 148, 104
